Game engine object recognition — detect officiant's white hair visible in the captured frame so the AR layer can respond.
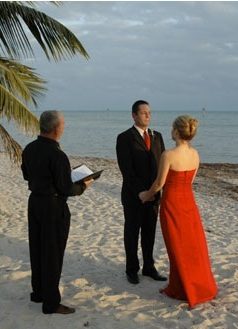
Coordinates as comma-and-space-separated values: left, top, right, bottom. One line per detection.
40, 110, 63, 133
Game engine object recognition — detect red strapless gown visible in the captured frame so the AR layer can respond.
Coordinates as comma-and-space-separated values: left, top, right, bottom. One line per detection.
160, 169, 217, 308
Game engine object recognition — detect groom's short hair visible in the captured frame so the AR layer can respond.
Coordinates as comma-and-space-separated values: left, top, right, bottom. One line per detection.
132, 100, 149, 114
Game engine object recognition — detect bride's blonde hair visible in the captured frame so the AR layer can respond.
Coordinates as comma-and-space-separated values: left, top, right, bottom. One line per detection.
173, 115, 198, 141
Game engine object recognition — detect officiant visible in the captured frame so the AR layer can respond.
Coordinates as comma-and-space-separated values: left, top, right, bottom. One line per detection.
21, 110, 93, 315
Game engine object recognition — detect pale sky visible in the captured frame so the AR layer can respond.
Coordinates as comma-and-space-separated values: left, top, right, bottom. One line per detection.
25, 1, 238, 111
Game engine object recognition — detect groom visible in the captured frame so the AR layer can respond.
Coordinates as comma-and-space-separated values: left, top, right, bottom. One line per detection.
116, 100, 167, 284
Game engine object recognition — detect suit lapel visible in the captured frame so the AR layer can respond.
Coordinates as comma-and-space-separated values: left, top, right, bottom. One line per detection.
131, 126, 154, 151
131, 126, 147, 150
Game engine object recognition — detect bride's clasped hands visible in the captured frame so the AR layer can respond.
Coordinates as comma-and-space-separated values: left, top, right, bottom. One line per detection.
139, 191, 154, 203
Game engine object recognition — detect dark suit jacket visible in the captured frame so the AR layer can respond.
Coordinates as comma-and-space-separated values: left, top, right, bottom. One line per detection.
116, 126, 165, 206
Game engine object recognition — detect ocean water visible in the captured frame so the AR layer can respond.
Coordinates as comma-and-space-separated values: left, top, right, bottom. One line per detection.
3, 110, 238, 163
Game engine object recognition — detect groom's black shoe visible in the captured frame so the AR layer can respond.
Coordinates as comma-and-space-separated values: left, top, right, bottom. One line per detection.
126, 273, 139, 284
142, 268, 167, 281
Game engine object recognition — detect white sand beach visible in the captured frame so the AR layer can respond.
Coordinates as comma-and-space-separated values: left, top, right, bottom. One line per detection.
0, 153, 238, 329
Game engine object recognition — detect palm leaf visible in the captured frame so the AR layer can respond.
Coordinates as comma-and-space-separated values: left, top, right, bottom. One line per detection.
13, 2, 60, 7
0, 123, 22, 164
0, 83, 39, 134
0, 1, 89, 61
0, 57, 46, 107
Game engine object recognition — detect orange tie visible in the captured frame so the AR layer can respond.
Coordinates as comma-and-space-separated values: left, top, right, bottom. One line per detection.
143, 130, 151, 150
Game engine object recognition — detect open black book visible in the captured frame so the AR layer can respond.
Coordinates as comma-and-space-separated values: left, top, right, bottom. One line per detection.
71, 164, 103, 183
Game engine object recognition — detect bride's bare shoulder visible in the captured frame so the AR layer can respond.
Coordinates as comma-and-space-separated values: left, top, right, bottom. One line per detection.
190, 146, 199, 156
161, 148, 175, 159
190, 147, 200, 162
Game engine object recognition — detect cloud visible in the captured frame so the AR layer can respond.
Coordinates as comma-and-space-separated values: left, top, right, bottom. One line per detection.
24, 1, 238, 111
161, 17, 180, 25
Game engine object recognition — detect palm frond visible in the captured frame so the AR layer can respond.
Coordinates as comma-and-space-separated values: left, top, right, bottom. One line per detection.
0, 57, 46, 107
0, 123, 22, 164
14, 2, 61, 8
0, 1, 89, 61
0, 83, 39, 135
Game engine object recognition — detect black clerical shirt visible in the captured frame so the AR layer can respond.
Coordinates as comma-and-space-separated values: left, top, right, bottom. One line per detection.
21, 136, 85, 198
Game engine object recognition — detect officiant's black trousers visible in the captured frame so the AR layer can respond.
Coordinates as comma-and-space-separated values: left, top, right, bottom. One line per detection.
28, 194, 70, 313
123, 203, 158, 275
